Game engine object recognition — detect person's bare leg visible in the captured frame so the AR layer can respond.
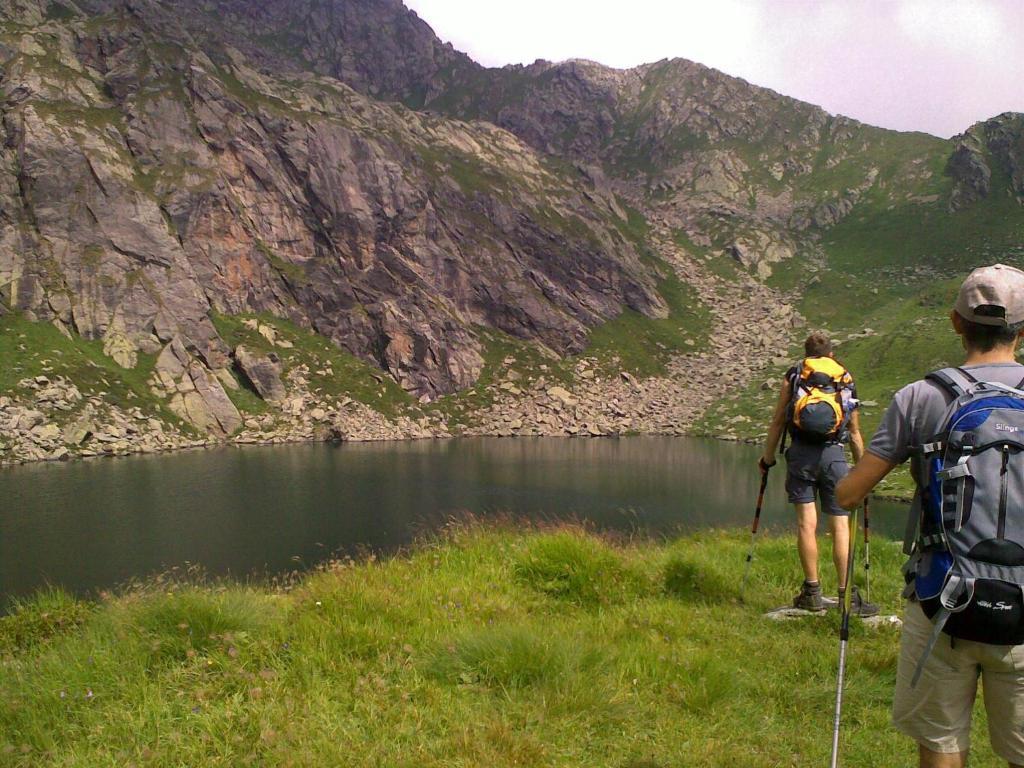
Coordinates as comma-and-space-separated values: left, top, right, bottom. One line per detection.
919, 745, 967, 767
828, 513, 850, 590
795, 502, 819, 583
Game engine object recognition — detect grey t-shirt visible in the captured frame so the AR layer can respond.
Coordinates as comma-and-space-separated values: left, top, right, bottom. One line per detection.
868, 363, 1024, 471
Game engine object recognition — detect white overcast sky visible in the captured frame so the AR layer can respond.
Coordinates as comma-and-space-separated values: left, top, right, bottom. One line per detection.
403, 0, 1024, 138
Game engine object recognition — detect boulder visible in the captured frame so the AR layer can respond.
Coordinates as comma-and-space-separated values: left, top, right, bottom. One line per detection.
102, 327, 139, 370
30, 423, 61, 441
546, 386, 578, 407
257, 324, 278, 346
728, 233, 794, 279
215, 368, 240, 391
234, 345, 287, 404
16, 409, 45, 431
63, 411, 96, 444
153, 339, 242, 436
947, 138, 992, 210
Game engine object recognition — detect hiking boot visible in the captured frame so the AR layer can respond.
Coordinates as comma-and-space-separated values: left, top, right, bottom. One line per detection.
793, 581, 827, 612
850, 587, 880, 618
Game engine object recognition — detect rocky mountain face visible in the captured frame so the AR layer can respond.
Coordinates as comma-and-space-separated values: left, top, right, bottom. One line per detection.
948, 113, 1024, 211
0, 0, 666, 435
75, 0, 477, 105
103, 2, 953, 269
1, 0, 1022, 456
431, 58, 968, 274
70, 0, 1019, 250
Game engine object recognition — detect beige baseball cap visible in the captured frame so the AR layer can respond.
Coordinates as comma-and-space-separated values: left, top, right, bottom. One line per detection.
955, 264, 1024, 326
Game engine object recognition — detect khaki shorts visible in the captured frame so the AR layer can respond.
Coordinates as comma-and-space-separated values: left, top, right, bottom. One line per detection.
894, 600, 1024, 762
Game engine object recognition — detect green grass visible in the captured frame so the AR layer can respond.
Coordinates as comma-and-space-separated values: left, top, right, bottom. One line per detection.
512, 530, 651, 606
0, 589, 92, 656
0, 308, 422, 441
424, 263, 709, 427
209, 63, 304, 119
44, 2, 77, 20
692, 278, 974, 498
584, 265, 710, 377
0, 524, 1007, 767
417, 145, 508, 198
0, 312, 185, 428
210, 312, 414, 417
612, 203, 652, 249
31, 103, 124, 132
255, 240, 309, 287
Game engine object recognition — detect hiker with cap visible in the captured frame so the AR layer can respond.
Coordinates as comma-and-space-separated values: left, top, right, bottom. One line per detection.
760, 331, 879, 615
838, 264, 1024, 768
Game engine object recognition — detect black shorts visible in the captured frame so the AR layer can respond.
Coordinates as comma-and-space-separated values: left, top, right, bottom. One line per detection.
784, 440, 850, 517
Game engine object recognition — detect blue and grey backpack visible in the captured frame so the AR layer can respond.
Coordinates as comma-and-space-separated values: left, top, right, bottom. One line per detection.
907, 367, 1024, 685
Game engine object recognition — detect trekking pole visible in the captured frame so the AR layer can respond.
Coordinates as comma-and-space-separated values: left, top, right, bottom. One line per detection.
862, 497, 871, 602
830, 507, 860, 768
739, 460, 772, 602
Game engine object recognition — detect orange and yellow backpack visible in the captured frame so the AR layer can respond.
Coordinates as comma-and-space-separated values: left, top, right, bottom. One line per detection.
786, 357, 856, 443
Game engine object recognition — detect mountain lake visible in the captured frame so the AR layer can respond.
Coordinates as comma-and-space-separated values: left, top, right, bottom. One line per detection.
0, 437, 910, 603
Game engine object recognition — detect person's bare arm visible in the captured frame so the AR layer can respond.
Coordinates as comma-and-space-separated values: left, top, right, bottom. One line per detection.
761, 379, 792, 467
847, 409, 865, 464
836, 452, 897, 509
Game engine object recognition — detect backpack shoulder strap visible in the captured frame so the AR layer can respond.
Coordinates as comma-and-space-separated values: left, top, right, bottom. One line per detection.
791, 360, 805, 382
913, 368, 977, 460
925, 367, 977, 400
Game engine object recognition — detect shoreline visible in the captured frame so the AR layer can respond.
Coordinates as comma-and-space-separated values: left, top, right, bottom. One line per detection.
0, 359, 754, 469
0, 426, 716, 469
0, 369, 916, 503
0, 427, 915, 504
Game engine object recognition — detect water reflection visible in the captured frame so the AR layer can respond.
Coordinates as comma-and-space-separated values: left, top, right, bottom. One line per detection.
0, 437, 908, 601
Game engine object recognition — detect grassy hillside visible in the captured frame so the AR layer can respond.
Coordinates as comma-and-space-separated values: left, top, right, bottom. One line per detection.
1, 524, 1006, 767
699, 176, 1024, 457
209, 313, 415, 418
0, 312, 188, 431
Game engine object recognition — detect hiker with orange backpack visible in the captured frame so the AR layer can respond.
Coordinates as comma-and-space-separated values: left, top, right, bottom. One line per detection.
760, 331, 879, 616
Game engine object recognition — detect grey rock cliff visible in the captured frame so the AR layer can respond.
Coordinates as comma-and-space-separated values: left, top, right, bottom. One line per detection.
0, 1, 665, 426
